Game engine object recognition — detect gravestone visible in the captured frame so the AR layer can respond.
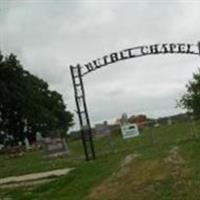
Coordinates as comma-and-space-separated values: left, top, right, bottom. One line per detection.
36, 131, 43, 148
0, 144, 4, 150
43, 137, 69, 158
167, 118, 172, 125
95, 121, 114, 150
121, 113, 129, 125
24, 137, 31, 150
95, 121, 111, 137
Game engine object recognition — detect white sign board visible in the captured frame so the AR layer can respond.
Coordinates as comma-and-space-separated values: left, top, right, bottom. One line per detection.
121, 123, 139, 139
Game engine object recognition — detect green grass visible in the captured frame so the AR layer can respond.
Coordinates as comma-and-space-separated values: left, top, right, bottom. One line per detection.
0, 120, 200, 200
0, 149, 81, 179
0, 152, 125, 200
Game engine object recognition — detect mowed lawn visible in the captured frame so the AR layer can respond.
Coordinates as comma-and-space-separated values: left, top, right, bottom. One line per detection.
0, 120, 200, 200
0, 140, 83, 179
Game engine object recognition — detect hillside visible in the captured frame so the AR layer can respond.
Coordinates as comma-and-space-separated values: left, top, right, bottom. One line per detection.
0, 120, 200, 200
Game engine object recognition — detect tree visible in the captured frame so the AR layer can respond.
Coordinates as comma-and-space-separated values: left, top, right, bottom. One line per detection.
0, 51, 73, 146
179, 68, 200, 118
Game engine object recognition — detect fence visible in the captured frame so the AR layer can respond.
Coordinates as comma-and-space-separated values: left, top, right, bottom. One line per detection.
67, 117, 200, 160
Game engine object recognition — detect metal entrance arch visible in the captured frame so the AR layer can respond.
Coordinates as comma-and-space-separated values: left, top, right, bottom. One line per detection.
70, 42, 200, 161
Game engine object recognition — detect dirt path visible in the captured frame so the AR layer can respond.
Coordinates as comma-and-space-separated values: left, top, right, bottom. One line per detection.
0, 168, 73, 187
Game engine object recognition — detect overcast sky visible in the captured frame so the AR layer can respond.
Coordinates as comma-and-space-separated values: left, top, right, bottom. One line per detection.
1, 0, 200, 128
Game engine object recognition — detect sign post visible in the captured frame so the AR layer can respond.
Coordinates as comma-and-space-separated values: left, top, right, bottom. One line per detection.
70, 42, 200, 161
70, 65, 95, 161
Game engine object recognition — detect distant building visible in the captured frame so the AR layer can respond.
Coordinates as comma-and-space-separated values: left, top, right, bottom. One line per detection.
115, 113, 149, 130
94, 121, 110, 137
157, 113, 190, 124
128, 114, 147, 128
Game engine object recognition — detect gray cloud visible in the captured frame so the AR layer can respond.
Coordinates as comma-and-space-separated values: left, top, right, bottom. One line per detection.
0, 0, 200, 128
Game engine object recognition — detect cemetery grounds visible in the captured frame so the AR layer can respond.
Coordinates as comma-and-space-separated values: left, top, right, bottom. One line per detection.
0, 120, 200, 200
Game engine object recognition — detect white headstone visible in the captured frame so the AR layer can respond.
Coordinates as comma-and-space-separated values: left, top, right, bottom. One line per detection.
0, 144, 4, 150
36, 132, 43, 142
121, 113, 129, 125
24, 137, 30, 150
167, 118, 172, 125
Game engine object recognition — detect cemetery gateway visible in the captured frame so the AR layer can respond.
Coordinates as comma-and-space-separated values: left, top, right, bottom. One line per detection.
70, 42, 200, 161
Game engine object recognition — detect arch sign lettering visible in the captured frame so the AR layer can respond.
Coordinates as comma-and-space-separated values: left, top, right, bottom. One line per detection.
70, 42, 200, 161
